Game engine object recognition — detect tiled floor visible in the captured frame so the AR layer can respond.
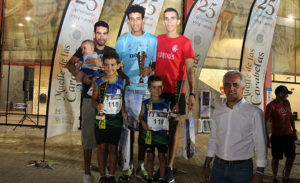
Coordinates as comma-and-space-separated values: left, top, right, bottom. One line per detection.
0, 122, 300, 183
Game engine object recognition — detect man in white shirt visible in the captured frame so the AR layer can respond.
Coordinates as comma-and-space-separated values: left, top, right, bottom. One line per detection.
202, 71, 267, 183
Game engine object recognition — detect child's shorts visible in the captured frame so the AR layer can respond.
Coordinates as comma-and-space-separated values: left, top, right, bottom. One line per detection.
145, 144, 168, 154
94, 126, 122, 146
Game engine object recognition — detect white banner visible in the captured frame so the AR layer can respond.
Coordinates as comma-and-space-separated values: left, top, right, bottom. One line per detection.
119, 0, 165, 36
183, 0, 224, 119
183, 0, 224, 71
240, 0, 280, 109
47, 0, 104, 138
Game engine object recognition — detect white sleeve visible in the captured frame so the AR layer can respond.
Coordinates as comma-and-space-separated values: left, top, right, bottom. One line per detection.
206, 116, 217, 158
253, 109, 268, 167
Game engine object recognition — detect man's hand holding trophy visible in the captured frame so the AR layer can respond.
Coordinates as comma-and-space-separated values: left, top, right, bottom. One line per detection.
96, 81, 109, 124
170, 80, 185, 117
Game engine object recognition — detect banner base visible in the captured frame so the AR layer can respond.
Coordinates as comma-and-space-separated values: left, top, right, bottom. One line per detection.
26, 160, 58, 169
173, 167, 187, 174
90, 164, 99, 172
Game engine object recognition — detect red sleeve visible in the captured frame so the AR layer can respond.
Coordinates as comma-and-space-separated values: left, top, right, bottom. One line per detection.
286, 100, 292, 114
265, 102, 273, 117
183, 38, 195, 60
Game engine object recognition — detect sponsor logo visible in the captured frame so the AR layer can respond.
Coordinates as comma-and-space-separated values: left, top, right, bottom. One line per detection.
256, 33, 264, 45
194, 35, 201, 45
72, 29, 82, 41
157, 52, 174, 60
129, 53, 148, 58
172, 45, 178, 53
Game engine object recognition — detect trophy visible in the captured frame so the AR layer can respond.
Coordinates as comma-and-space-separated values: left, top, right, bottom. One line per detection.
137, 51, 146, 86
96, 81, 109, 120
171, 80, 185, 117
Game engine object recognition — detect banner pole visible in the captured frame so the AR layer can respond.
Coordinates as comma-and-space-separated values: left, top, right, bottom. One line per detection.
182, 0, 198, 33
117, 0, 134, 38
26, 0, 72, 169
239, 0, 256, 72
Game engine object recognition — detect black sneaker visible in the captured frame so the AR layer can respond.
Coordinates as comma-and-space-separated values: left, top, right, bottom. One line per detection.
118, 167, 134, 182
118, 175, 129, 183
153, 169, 160, 182
158, 178, 167, 183
147, 178, 154, 183
283, 178, 294, 183
107, 176, 117, 183
99, 176, 108, 183
136, 165, 148, 182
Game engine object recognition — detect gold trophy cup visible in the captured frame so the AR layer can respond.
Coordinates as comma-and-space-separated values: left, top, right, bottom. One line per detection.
137, 51, 146, 86
171, 80, 185, 117
96, 81, 109, 120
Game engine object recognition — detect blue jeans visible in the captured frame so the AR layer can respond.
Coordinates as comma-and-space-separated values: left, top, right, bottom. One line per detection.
211, 157, 253, 183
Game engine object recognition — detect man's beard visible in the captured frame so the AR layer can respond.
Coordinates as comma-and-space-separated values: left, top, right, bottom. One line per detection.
95, 39, 105, 46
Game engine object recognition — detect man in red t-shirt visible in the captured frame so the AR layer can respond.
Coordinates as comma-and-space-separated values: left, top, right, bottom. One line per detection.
265, 85, 297, 183
155, 8, 195, 183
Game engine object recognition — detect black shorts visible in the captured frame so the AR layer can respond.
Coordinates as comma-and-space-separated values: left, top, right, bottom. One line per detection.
128, 124, 144, 146
271, 135, 296, 159
161, 93, 186, 115
95, 126, 122, 146
145, 144, 168, 154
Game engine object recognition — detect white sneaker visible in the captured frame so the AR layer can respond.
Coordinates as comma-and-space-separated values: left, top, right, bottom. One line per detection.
87, 87, 93, 96
83, 174, 94, 183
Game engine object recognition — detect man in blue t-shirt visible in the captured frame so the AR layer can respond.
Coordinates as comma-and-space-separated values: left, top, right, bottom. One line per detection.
115, 4, 157, 182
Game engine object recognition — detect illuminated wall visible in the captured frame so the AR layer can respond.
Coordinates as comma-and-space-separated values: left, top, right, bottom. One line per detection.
198, 0, 300, 115
0, 0, 299, 123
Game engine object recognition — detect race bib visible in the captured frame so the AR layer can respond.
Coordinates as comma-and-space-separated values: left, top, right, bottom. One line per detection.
103, 94, 122, 114
147, 110, 169, 131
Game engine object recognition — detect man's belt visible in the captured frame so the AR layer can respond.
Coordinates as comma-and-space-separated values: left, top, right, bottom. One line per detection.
216, 156, 251, 165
